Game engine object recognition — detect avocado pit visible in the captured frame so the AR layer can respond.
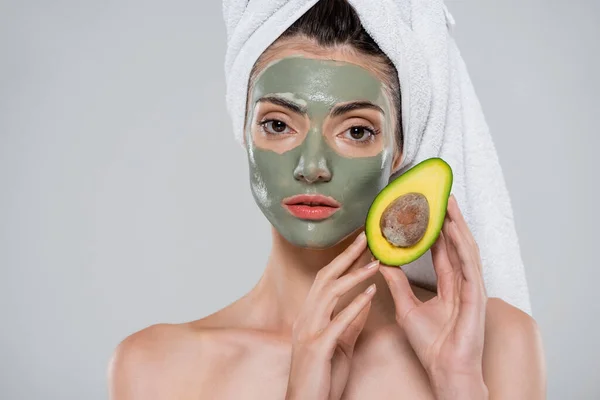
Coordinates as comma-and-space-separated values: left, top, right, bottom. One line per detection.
379, 192, 429, 247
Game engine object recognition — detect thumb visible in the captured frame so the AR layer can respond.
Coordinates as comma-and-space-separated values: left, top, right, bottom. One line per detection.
379, 266, 421, 326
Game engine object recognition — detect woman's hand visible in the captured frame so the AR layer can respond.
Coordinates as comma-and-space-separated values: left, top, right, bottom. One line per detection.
379, 195, 489, 400
285, 231, 379, 400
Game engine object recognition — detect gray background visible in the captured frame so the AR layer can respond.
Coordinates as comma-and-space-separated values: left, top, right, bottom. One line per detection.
1, 0, 598, 399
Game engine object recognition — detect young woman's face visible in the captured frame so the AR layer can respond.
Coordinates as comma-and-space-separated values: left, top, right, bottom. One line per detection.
245, 49, 399, 249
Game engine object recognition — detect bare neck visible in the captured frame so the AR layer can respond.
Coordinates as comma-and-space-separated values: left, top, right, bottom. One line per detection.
244, 227, 399, 336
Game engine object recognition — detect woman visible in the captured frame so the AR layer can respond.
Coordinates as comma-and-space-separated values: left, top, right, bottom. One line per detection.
109, 1, 546, 398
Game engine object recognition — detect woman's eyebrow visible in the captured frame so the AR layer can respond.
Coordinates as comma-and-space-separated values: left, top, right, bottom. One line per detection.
256, 95, 307, 116
330, 101, 385, 117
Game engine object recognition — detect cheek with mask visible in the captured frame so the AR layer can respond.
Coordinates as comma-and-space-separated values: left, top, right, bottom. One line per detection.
245, 56, 397, 249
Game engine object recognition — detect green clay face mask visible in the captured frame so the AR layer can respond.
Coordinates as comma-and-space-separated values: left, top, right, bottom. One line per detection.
246, 56, 396, 248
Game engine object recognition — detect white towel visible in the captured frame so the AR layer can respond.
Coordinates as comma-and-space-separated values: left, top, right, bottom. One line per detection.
222, 0, 533, 315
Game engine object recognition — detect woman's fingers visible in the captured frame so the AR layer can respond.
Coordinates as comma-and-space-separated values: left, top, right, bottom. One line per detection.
442, 216, 463, 277
309, 260, 380, 333
430, 230, 456, 303
448, 221, 486, 298
332, 260, 380, 294
304, 231, 375, 333
438, 201, 487, 341
321, 284, 376, 357
449, 218, 487, 342
379, 265, 421, 325
446, 195, 484, 278
444, 196, 486, 295
315, 231, 367, 283
448, 222, 476, 284
447, 195, 479, 254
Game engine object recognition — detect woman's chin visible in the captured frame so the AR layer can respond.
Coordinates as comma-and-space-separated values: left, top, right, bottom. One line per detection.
274, 225, 362, 250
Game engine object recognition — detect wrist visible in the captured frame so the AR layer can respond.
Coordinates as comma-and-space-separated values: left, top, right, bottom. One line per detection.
429, 370, 489, 400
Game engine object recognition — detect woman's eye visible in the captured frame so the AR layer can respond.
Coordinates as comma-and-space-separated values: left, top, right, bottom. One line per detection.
343, 126, 376, 142
261, 119, 291, 135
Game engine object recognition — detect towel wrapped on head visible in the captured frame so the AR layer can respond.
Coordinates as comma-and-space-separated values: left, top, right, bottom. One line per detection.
222, 0, 532, 315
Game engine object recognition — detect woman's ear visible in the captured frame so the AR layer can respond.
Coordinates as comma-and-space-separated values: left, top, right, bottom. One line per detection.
390, 146, 403, 175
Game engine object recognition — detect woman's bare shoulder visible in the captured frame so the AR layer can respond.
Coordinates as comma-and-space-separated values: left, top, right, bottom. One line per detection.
109, 320, 221, 364
483, 298, 546, 399
110, 297, 258, 362
484, 297, 539, 334
108, 301, 293, 398
484, 297, 542, 354
107, 310, 254, 398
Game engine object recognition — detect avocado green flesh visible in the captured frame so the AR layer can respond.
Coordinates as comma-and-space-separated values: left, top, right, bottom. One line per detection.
365, 158, 453, 266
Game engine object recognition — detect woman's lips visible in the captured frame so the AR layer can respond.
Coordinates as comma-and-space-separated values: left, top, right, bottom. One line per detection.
282, 194, 341, 221
284, 205, 340, 220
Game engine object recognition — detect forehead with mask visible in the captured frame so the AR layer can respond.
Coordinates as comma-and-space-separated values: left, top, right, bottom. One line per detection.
243, 1, 404, 249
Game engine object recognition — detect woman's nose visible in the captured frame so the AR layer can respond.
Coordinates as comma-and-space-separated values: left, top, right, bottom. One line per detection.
292, 132, 332, 183
293, 155, 332, 183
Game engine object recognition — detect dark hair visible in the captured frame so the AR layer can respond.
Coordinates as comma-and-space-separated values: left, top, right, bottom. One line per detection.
250, 0, 403, 151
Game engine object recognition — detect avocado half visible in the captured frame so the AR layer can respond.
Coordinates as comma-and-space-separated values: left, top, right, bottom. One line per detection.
365, 158, 453, 266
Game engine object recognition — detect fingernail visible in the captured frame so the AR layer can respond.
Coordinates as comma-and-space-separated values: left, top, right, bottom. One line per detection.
365, 283, 376, 294
364, 260, 379, 270
356, 231, 366, 243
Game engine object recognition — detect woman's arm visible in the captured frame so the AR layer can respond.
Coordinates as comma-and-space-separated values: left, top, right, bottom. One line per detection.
483, 298, 546, 399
